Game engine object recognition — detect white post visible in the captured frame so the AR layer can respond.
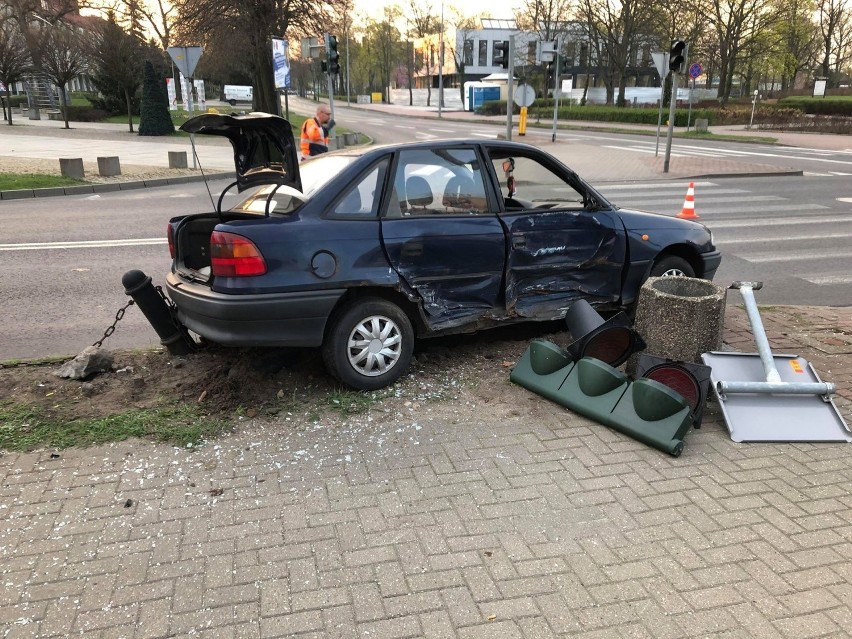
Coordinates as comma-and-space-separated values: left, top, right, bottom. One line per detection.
438, 0, 444, 118
748, 89, 758, 129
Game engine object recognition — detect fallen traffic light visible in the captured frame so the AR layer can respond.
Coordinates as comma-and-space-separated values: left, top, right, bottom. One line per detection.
510, 351, 693, 456
564, 299, 646, 367
634, 354, 712, 428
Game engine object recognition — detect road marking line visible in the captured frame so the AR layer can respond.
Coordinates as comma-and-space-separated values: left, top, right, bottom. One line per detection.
716, 232, 852, 244
740, 249, 852, 263
804, 274, 852, 285
0, 239, 167, 251
705, 211, 844, 228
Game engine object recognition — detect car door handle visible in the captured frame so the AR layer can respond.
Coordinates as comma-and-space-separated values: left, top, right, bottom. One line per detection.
401, 244, 423, 257
512, 236, 526, 248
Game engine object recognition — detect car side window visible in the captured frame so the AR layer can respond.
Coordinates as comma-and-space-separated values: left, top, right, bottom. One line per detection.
331, 160, 388, 218
391, 148, 489, 216
488, 152, 586, 210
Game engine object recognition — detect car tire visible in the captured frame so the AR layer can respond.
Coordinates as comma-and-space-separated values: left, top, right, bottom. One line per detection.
228, 99, 236, 106
650, 255, 695, 278
322, 299, 414, 391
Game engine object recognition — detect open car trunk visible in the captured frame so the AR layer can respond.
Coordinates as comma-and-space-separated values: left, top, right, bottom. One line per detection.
170, 212, 256, 285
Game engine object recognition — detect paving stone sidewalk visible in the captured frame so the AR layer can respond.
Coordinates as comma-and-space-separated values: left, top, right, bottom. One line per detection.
2, 304, 851, 639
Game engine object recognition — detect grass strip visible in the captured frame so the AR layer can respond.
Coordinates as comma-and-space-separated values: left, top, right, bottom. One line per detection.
0, 401, 230, 452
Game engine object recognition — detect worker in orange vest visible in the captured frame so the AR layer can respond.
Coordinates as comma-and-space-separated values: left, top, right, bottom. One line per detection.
300, 104, 334, 160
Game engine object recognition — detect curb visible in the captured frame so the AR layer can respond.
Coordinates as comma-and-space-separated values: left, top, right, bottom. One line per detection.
0, 171, 233, 201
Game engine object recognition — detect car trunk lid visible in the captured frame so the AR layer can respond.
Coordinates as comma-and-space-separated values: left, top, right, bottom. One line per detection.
180, 112, 301, 193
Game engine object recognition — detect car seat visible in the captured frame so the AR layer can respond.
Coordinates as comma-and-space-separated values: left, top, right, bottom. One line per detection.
405, 175, 434, 213
442, 174, 477, 211
336, 187, 362, 214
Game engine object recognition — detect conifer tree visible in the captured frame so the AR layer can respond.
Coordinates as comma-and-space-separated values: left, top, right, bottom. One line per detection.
139, 60, 174, 135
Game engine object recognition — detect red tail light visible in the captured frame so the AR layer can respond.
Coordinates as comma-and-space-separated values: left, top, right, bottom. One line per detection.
167, 224, 175, 258
210, 231, 267, 276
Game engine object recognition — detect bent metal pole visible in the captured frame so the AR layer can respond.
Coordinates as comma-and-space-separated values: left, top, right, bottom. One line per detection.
716, 282, 836, 399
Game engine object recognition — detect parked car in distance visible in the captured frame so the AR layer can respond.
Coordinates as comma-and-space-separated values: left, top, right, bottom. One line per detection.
163, 113, 721, 390
222, 84, 253, 106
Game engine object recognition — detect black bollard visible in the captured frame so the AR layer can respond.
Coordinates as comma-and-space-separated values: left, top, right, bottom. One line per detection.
122, 269, 195, 356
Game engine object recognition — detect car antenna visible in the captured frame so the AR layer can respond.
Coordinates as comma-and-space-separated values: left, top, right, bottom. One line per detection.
188, 133, 216, 212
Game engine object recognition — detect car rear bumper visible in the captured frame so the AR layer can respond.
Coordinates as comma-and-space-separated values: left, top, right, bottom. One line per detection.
700, 250, 722, 280
166, 273, 345, 347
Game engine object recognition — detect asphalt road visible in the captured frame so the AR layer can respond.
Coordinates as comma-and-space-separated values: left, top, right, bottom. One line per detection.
1, 166, 849, 361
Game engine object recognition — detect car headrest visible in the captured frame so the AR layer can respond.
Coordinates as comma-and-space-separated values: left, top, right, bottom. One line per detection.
442, 174, 475, 209
338, 187, 362, 213
405, 176, 433, 207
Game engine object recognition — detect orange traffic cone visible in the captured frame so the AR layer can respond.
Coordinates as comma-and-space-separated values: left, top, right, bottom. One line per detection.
678, 182, 699, 219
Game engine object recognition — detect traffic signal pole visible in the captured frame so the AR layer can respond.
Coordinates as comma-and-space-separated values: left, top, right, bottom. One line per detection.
505, 35, 514, 141
663, 40, 688, 174
663, 71, 678, 173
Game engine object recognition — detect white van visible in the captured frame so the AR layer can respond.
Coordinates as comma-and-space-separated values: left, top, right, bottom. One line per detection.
223, 85, 253, 106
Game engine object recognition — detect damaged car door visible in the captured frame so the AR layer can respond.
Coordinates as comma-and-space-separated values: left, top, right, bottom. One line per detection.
486, 146, 627, 319
380, 147, 507, 331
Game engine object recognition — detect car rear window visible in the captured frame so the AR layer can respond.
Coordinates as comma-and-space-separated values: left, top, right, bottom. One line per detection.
234, 155, 358, 215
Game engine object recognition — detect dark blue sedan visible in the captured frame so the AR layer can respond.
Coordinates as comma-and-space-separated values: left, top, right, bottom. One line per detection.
164, 113, 720, 390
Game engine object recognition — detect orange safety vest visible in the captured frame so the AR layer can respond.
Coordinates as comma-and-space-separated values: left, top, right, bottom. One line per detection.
300, 117, 329, 158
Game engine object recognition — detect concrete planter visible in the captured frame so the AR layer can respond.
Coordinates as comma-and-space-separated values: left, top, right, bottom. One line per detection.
629, 276, 727, 372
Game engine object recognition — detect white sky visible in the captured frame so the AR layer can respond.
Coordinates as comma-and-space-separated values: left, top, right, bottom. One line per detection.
353, 0, 509, 22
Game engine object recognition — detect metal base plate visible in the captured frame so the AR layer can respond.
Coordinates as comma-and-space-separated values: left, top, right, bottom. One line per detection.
701, 351, 851, 443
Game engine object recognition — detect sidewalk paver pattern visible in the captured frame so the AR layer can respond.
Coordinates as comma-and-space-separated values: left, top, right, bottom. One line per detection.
2, 306, 851, 638
2, 104, 852, 638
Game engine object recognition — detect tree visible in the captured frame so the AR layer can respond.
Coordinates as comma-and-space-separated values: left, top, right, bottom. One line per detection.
576, 0, 657, 106
515, 0, 574, 100
88, 13, 145, 132
38, 23, 88, 129
699, 0, 779, 104
0, 17, 32, 125
112, 0, 177, 50
174, 0, 343, 114
362, 7, 403, 103
817, 0, 852, 87
407, 1, 440, 106
139, 60, 175, 135
772, 0, 819, 91
448, 11, 478, 105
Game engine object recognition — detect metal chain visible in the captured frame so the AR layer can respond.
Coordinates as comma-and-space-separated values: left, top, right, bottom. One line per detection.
92, 300, 135, 348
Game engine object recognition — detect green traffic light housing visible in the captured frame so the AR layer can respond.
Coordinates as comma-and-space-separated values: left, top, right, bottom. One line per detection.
326, 34, 340, 75
494, 40, 509, 70
669, 40, 687, 74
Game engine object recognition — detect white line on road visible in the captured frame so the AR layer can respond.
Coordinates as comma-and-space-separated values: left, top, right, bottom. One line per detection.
740, 249, 852, 263
0, 239, 167, 251
704, 211, 846, 228
599, 181, 720, 190
804, 274, 852, 285
716, 232, 852, 244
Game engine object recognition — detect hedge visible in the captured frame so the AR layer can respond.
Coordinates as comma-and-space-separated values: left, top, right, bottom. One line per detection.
476, 100, 810, 127
62, 105, 108, 122
776, 97, 852, 117
3, 95, 28, 108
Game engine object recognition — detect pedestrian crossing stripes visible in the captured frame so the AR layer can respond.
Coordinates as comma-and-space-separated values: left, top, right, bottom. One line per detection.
606, 181, 852, 292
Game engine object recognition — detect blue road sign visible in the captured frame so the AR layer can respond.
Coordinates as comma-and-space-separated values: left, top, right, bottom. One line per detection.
688, 62, 702, 79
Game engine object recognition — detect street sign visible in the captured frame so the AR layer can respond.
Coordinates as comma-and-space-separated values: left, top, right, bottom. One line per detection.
688, 62, 702, 79
513, 84, 535, 108
272, 38, 290, 89
651, 52, 669, 78
167, 46, 203, 79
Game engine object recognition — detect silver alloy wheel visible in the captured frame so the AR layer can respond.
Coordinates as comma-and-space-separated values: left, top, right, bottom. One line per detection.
346, 314, 403, 377
660, 267, 687, 277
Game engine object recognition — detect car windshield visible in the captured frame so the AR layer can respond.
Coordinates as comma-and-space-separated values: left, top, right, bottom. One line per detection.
234, 154, 359, 214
